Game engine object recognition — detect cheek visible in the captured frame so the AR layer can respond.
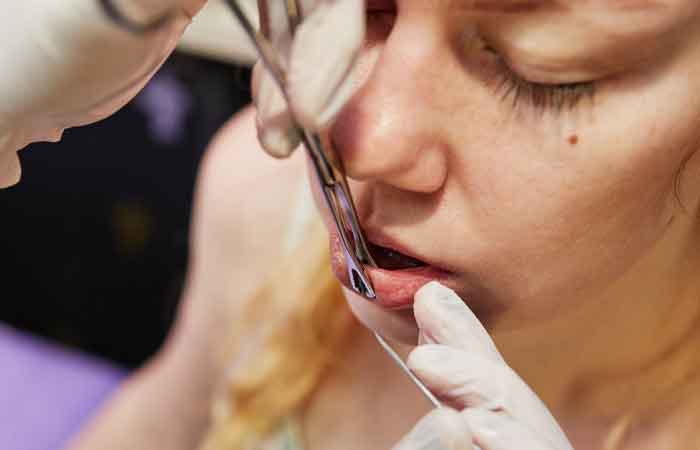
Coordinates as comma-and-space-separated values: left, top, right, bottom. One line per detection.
470, 152, 674, 305
448, 95, 694, 324
457, 41, 700, 323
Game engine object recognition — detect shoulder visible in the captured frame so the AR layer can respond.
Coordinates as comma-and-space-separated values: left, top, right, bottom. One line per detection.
163, 107, 313, 379
198, 106, 306, 201
188, 106, 308, 298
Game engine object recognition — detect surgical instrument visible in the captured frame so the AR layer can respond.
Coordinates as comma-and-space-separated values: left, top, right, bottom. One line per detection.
223, 0, 441, 409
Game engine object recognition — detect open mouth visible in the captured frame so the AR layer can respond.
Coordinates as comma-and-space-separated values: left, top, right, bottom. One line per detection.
368, 242, 428, 271
330, 230, 451, 308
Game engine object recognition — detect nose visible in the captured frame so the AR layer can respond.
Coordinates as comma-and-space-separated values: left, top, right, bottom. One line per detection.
331, 18, 456, 194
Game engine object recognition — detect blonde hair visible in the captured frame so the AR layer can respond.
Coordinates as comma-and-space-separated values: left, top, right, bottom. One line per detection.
198, 217, 355, 450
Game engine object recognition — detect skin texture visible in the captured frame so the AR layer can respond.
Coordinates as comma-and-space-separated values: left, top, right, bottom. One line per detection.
332, 0, 700, 326
300, 1, 700, 449
22, 1, 700, 449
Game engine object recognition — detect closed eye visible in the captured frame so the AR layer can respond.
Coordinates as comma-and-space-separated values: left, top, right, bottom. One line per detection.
484, 46, 597, 112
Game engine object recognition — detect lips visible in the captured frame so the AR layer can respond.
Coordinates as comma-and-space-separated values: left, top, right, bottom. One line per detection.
329, 230, 452, 309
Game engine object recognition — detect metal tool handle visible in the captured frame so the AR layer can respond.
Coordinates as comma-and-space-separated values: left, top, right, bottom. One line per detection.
223, 0, 441, 411
224, 0, 377, 298
374, 332, 442, 408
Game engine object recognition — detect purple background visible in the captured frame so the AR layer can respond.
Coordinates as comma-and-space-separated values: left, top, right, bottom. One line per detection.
0, 324, 125, 450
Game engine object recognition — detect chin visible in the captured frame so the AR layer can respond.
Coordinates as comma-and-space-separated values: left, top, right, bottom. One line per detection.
342, 287, 420, 345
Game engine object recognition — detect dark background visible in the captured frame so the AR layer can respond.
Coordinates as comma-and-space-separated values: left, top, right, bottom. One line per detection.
0, 54, 251, 368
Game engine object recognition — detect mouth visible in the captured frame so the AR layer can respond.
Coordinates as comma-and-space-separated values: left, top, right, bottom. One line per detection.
367, 241, 427, 270
330, 231, 453, 309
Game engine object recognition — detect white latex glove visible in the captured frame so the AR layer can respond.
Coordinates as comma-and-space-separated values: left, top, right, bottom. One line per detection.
392, 282, 575, 450
252, 0, 365, 158
0, 0, 207, 187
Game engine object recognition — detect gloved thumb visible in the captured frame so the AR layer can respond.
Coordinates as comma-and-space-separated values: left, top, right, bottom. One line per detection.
408, 283, 574, 450
286, 0, 365, 129
413, 282, 504, 363
391, 408, 473, 450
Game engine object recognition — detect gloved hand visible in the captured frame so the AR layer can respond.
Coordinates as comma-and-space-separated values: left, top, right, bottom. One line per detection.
252, 0, 365, 158
392, 282, 575, 450
0, 0, 207, 187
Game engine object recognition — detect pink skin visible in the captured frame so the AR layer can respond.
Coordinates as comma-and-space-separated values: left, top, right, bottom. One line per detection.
307, 0, 700, 350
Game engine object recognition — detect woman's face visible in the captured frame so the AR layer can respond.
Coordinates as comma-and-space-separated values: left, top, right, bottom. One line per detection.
310, 0, 700, 336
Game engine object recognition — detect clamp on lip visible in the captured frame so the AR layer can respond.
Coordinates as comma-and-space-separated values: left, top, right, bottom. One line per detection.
224, 0, 441, 409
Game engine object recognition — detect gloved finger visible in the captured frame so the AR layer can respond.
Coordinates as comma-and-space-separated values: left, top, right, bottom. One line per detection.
258, 0, 294, 50
253, 62, 302, 158
391, 408, 474, 450
413, 282, 503, 363
462, 408, 571, 450
287, 0, 365, 129
408, 345, 572, 450
253, 0, 299, 158
407, 345, 509, 412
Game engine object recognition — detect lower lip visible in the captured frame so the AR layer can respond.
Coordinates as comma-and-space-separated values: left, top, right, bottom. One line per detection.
329, 232, 452, 309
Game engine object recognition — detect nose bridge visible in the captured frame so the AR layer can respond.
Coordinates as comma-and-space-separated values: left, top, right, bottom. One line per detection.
331, 19, 453, 193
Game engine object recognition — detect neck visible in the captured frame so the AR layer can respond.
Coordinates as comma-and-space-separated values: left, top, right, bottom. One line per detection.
493, 214, 700, 446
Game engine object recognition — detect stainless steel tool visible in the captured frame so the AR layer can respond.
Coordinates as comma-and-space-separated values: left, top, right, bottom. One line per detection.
223, 0, 441, 409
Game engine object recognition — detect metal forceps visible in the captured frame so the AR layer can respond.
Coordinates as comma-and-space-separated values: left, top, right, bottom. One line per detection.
223, 0, 441, 408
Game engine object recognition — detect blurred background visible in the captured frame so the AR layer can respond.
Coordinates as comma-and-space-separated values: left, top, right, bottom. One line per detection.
0, 2, 256, 449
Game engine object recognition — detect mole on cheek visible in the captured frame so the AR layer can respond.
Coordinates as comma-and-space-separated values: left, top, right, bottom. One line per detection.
568, 134, 579, 146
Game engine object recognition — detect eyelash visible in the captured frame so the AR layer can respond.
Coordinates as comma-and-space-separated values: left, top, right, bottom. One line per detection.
496, 66, 596, 112
487, 49, 597, 112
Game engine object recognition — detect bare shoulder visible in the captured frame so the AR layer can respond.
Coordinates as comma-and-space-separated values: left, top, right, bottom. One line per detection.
167, 107, 310, 378
189, 106, 308, 298
198, 106, 305, 203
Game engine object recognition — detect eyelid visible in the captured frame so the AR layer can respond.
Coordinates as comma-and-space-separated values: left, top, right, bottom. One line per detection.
479, 43, 597, 112
479, 35, 599, 86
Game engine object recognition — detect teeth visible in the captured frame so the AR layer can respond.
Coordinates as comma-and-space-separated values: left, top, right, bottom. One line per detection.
369, 243, 427, 271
